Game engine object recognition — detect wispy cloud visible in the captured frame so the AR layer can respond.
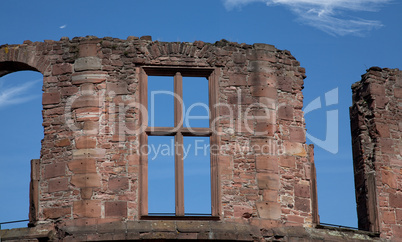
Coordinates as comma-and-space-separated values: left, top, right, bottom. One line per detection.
59, 24, 67, 29
0, 79, 41, 108
223, 0, 391, 36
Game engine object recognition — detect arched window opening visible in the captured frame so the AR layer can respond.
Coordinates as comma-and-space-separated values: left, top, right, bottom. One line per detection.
0, 70, 43, 229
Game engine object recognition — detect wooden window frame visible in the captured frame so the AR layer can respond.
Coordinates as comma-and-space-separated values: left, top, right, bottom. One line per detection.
138, 66, 220, 219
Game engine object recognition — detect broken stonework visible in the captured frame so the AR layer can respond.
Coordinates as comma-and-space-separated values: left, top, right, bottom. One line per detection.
350, 67, 402, 240
0, 36, 398, 241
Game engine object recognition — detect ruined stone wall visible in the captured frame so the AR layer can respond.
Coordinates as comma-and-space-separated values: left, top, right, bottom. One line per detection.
0, 36, 313, 240
350, 67, 402, 240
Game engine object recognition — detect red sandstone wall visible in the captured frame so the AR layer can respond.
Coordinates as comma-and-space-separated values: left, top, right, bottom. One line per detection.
350, 67, 402, 240
0, 36, 315, 239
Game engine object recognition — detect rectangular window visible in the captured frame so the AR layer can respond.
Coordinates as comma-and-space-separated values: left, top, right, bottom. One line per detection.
139, 67, 219, 218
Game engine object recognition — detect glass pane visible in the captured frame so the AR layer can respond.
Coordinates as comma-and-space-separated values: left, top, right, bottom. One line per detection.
183, 137, 211, 215
148, 76, 174, 127
183, 77, 209, 128
148, 136, 175, 215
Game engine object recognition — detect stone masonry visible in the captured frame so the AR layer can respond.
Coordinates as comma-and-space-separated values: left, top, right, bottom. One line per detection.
350, 67, 402, 240
0, 36, 398, 241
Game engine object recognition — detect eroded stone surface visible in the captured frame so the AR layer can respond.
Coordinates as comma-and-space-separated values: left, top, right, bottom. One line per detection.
351, 67, 402, 240
0, 36, 397, 241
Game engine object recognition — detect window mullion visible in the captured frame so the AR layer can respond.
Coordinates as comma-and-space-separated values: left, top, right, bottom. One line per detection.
174, 72, 185, 216
174, 72, 183, 129
175, 133, 184, 216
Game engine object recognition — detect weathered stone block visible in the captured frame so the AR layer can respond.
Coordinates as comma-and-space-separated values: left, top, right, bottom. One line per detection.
234, 205, 253, 218
61, 86, 79, 96
257, 173, 279, 190
73, 200, 101, 218
109, 177, 129, 191
249, 73, 277, 87
106, 81, 128, 95
251, 86, 277, 99
71, 173, 101, 188
295, 183, 310, 198
368, 83, 386, 96
248, 60, 273, 73
253, 43, 276, 52
262, 190, 278, 202
127, 154, 140, 166
176, 221, 210, 233
151, 221, 176, 232
140, 35, 152, 41
232, 53, 246, 64
256, 155, 278, 172
390, 194, 402, 208
376, 122, 390, 138
177, 233, 198, 240
277, 76, 293, 92
295, 197, 310, 212
251, 137, 278, 155
255, 123, 276, 136
396, 209, 402, 224
382, 170, 397, 189
382, 210, 396, 224
55, 138, 71, 147
48, 177, 69, 192
81, 188, 93, 199
68, 158, 97, 174
71, 71, 108, 84
52, 63, 73, 75
72, 148, 106, 158
71, 96, 101, 109
228, 73, 247, 86
247, 49, 276, 62
43, 206, 71, 219
126, 221, 152, 232
105, 201, 127, 217
392, 225, 402, 238
42, 92, 61, 105
74, 107, 101, 122
79, 43, 98, 57
44, 163, 66, 179
278, 105, 294, 121
287, 214, 305, 224
380, 138, 395, 154
75, 136, 97, 149
279, 155, 296, 168
283, 141, 306, 156
289, 126, 306, 143
256, 202, 281, 219
74, 57, 102, 71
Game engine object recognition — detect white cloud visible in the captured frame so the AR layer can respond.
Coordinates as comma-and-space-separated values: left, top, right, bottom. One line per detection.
223, 0, 391, 36
59, 24, 67, 29
0, 79, 41, 108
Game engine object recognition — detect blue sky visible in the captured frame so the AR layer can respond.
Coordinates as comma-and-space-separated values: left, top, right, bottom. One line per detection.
0, 0, 401, 229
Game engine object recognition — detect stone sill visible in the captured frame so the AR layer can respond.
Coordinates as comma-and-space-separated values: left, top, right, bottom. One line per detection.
0, 225, 53, 241
316, 224, 381, 238
140, 215, 220, 221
